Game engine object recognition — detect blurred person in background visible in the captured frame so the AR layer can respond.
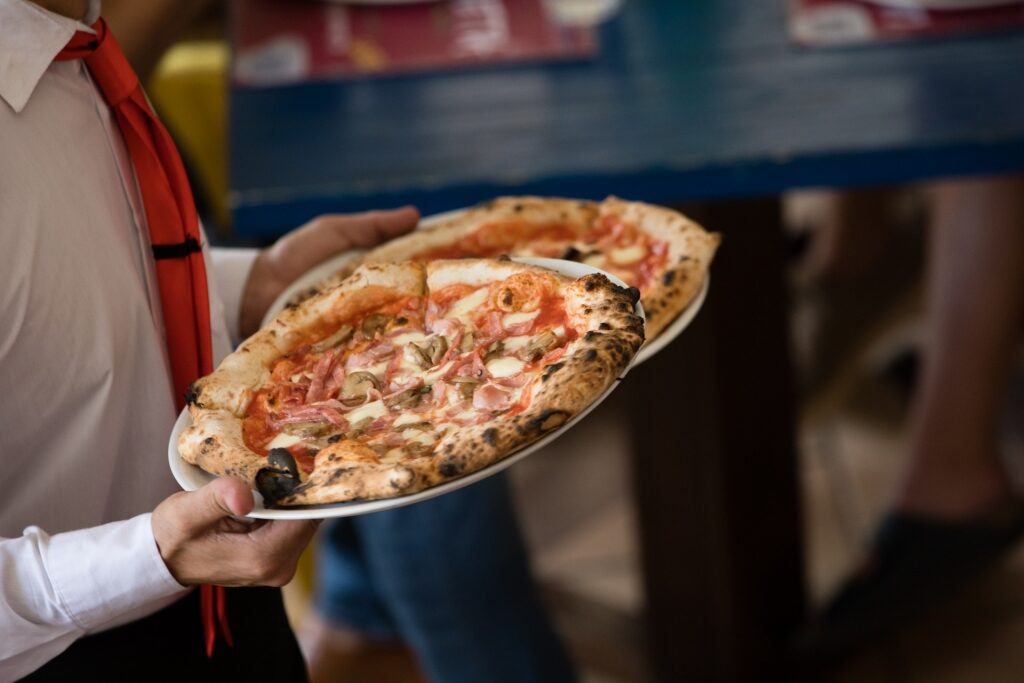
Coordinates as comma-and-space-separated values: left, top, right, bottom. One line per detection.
797, 175, 1024, 660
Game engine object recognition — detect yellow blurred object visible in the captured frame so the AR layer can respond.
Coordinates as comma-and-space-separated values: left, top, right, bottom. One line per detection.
148, 40, 230, 229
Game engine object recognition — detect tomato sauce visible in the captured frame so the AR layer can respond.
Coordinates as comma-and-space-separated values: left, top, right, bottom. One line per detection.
416, 220, 578, 260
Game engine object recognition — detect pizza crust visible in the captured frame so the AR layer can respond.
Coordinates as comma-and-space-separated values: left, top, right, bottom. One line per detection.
284, 196, 717, 344
179, 259, 643, 507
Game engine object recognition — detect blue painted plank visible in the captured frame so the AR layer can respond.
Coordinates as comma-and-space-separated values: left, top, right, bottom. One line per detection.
229, 0, 1024, 234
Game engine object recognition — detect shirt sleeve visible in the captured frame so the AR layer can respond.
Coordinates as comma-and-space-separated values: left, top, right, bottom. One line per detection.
0, 514, 188, 680
209, 247, 260, 343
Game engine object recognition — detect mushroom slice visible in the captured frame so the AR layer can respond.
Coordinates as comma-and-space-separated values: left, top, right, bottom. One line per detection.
405, 342, 432, 369
385, 387, 423, 409
448, 376, 481, 399
406, 335, 449, 369
340, 371, 381, 406
483, 341, 504, 363
518, 330, 559, 362
394, 420, 432, 432
424, 335, 448, 364
361, 314, 392, 338
313, 324, 353, 352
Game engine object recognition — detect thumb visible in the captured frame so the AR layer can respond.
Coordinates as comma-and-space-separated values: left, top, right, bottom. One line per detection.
176, 477, 254, 532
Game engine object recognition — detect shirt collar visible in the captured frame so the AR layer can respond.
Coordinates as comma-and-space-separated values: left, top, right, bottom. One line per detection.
0, 0, 101, 113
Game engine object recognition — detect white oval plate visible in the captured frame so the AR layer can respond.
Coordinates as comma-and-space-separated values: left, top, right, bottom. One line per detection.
170, 258, 642, 519
263, 210, 709, 365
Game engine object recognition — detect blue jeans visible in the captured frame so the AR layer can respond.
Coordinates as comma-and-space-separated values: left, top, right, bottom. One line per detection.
315, 474, 577, 683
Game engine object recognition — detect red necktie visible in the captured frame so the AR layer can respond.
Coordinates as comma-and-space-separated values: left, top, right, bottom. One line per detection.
56, 19, 229, 657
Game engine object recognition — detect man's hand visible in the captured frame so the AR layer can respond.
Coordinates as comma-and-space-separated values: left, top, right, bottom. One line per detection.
239, 207, 420, 337
152, 477, 319, 587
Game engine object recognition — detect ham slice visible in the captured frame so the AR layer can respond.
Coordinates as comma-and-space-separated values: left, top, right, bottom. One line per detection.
472, 384, 512, 411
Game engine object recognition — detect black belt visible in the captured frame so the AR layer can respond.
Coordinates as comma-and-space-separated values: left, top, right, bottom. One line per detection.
21, 588, 307, 683
152, 235, 203, 261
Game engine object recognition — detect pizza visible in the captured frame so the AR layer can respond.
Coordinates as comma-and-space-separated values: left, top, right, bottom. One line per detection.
178, 259, 644, 506
287, 197, 719, 342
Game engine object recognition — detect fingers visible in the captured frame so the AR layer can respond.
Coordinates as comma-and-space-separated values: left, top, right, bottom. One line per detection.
153, 481, 319, 587
290, 206, 420, 255
244, 520, 321, 586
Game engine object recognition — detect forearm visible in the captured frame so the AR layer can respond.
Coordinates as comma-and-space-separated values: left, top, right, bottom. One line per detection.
0, 515, 187, 680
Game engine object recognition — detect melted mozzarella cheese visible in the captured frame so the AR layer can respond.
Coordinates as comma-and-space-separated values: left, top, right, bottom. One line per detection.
610, 245, 646, 265
583, 253, 605, 268
407, 430, 436, 446
365, 360, 390, 378
447, 288, 489, 325
266, 432, 305, 450
392, 331, 429, 346
393, 412, 424, 427
502, 310, 540, 328
381, 448, 406, 464
346, 399, 388, 424
423, 360, 454, 383
487, 356, 526, 378
501, 335, 532, 351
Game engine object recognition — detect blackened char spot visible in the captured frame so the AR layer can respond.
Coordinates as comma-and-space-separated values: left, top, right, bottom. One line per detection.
185, 382, 201, 407
662, 270, 676, 285
327, 466, 356, 483
542, 362, 564, 381
203, 437, 214, 445
599, 322, 611, 330
584, 349, 598, 361
584, 279, 598, 292
439, 459, 462, 477
584, 331, 599, 341
502, 291, 513, 306
523, 409, 569, 434
561, 246, 582, 261
483, 428, 498, 446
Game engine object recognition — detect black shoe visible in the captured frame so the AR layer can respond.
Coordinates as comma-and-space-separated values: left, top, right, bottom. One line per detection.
794, 501, 1024, 671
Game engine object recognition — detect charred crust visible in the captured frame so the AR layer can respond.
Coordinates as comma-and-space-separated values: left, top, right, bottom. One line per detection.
513, 203, 523, 212
185, 382, 202, 407
599, 322, 611, 330
327, 434, 343, 444
439, 459, 462, 477
203, 437, 214, 445
662, 270, 676, 285
523, 409, 570, 434
584, 330, 599, 341
483, 428, 498, 446
327, 466, 356, 483
542, 362, 565, 381
497, 254, 511, 262
584, 279, 598, 292
584, 349, 598, 361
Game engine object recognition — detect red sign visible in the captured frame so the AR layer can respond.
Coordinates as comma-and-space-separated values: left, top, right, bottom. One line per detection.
233, 0, 597, 86
789, 0, 1024, 46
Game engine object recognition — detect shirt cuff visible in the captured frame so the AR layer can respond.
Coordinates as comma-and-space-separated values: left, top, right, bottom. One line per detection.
210, 247, 260, 342
43, 514, 187, 633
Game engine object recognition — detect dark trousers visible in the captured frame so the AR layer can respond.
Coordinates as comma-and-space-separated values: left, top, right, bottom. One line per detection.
21, 587, 307, 682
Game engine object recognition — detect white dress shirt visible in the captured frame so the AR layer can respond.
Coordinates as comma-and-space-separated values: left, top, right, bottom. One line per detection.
0, 1, 259, 679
